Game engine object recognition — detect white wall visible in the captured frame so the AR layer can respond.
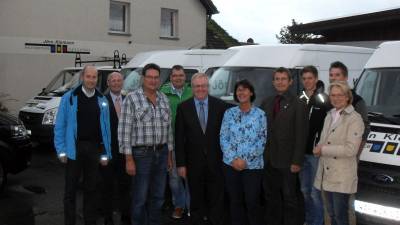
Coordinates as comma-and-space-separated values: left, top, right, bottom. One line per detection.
0, 0, 208, 114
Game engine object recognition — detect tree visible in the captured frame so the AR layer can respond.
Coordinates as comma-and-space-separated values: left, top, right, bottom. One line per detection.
276, 19, 315, 44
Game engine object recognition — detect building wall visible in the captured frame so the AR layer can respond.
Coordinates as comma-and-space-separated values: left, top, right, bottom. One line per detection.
0, 0, 207, 114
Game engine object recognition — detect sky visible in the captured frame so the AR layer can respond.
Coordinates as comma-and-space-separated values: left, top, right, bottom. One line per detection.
211, 0, 400, 44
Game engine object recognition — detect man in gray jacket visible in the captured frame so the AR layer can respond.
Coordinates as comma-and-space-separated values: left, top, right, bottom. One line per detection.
260, 67, 308, 225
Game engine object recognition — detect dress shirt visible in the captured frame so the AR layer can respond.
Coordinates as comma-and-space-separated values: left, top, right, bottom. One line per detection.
194, 96, 209, 125
110, 91, 122, 105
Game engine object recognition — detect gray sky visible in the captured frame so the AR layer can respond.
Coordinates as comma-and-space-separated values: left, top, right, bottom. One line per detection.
212, 0, 400, 44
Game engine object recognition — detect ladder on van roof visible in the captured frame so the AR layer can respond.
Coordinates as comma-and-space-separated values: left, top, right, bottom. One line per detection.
75, 50, 128, 69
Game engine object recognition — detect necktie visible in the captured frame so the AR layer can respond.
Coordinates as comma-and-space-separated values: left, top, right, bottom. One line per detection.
273, 95, 281, 119
115, 96, 121, 118
199, 101, 206, 133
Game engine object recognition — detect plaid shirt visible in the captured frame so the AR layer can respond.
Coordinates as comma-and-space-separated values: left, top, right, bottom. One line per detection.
118, 87, 173, 154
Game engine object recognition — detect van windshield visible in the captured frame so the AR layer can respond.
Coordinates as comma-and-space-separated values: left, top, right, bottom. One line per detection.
121, 67, 199, 93
43, 69, 118, 96
356, 68, 400, 124
43, 69, 81, 96
209, 67, 301, 106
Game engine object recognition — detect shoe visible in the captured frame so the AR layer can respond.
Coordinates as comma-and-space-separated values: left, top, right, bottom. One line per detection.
171, 207, 184, 219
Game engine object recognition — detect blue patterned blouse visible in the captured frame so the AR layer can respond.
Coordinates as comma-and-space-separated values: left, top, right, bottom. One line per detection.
220, 106, 267, 169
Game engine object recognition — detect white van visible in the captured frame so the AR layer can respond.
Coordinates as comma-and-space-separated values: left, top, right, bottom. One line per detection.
354, 41, 400, 224
18, 54, 124, 144
121, 49, 237, 92
209, 44, 373, 105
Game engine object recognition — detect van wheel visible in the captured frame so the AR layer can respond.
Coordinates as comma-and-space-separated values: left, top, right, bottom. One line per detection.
0, 159, 6, 193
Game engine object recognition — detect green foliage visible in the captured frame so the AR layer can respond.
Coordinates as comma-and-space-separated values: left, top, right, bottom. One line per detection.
276, 19, 316, 44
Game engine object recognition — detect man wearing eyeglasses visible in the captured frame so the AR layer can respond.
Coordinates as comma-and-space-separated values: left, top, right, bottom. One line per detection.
118, 63, 173, 225
175, 73, 230, 225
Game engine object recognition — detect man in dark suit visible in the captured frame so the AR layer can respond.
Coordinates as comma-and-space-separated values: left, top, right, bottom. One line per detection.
175, 73, 229, 225
260, 67, 308, 225
101, 72, 130, 225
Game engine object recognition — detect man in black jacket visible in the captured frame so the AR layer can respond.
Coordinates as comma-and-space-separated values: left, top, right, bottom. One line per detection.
260, 67, 308, 225
298, 66, 331, 225
101, 72, 130, 225
329, 61, 370, 153
175, 73, 229, 225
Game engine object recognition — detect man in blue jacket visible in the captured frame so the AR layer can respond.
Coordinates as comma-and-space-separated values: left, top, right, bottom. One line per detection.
54, 65, 112, 225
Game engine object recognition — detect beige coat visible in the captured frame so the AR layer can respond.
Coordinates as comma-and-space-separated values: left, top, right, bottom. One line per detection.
314, 105, 364, 194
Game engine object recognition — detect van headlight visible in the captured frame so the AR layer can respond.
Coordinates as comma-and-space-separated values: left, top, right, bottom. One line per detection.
42, 108, 58, 125
11, 125, 28, 137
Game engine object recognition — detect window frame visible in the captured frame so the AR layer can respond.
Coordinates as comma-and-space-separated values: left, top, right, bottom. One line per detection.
160, 8, 179, 39
108, 0, 131, 35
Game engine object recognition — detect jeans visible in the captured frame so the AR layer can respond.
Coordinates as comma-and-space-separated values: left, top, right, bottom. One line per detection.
64, 141, 100, 225
169, 151, 190, 210
299, 154, 324, 225
130, 145, 168, 225
325, 191, 350, 225
224, 164, 264, 225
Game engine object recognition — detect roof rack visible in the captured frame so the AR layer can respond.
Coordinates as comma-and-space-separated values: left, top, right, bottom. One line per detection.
75, 50, 127, 69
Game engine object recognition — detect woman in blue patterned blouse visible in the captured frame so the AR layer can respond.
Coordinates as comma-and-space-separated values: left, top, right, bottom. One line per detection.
220, 79, 267, 225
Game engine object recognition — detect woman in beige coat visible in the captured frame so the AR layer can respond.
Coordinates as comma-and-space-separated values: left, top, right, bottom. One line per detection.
313, 81, 364, 225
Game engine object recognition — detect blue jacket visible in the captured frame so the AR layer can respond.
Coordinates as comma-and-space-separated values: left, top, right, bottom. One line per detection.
54, 86, 112, 160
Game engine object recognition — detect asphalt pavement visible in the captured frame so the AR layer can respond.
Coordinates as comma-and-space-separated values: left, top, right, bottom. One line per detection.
0, 146, 190, 225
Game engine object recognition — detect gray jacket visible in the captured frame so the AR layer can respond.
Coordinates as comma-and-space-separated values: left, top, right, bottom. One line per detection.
260, 91, 308, 168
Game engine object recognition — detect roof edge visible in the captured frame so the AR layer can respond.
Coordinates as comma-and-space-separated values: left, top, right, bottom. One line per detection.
199, 0, 219, 15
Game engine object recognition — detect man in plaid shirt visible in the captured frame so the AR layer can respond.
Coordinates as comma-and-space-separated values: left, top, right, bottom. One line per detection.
118, 63, 173, 225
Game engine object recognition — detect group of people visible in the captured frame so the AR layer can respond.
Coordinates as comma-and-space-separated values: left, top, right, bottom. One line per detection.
54, 60, 369, 225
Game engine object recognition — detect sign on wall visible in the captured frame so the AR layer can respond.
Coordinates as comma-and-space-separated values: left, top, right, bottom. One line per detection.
25, 39, 91, 54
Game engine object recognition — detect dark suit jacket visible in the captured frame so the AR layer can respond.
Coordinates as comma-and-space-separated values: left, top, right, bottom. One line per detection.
175, 96, 229, 174
260, 91, 308, 169
106, 93, 125, 159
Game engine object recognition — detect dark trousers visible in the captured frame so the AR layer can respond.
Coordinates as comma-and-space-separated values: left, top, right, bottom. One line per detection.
263, 164, 304, 225
98, 154, 131, 221
188, 163, 224, 225
64, 141, 100, 225
223, 164, 263, 225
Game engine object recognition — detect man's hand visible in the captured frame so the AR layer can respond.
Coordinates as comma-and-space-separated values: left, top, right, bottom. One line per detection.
177, 166, 187, 178
290, 164, 301, 173
167, 151, 173, 172
231, 158, 247, 171
59, 155, 67, 164
313, 145, 322, 157
126, 155, 136, 176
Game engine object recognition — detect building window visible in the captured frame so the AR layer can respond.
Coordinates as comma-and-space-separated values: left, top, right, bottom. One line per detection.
109, 1, 130, 34
160, 8, 178, 38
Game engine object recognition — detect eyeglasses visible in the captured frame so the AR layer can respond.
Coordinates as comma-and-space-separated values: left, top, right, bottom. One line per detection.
144, 75, 160, 80
193, 84, 209, 89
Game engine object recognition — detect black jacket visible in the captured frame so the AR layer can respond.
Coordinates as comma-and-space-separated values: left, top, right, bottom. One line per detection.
175, 96, 229, 173
299, 88, 332, 155
106, 93, 125, 159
